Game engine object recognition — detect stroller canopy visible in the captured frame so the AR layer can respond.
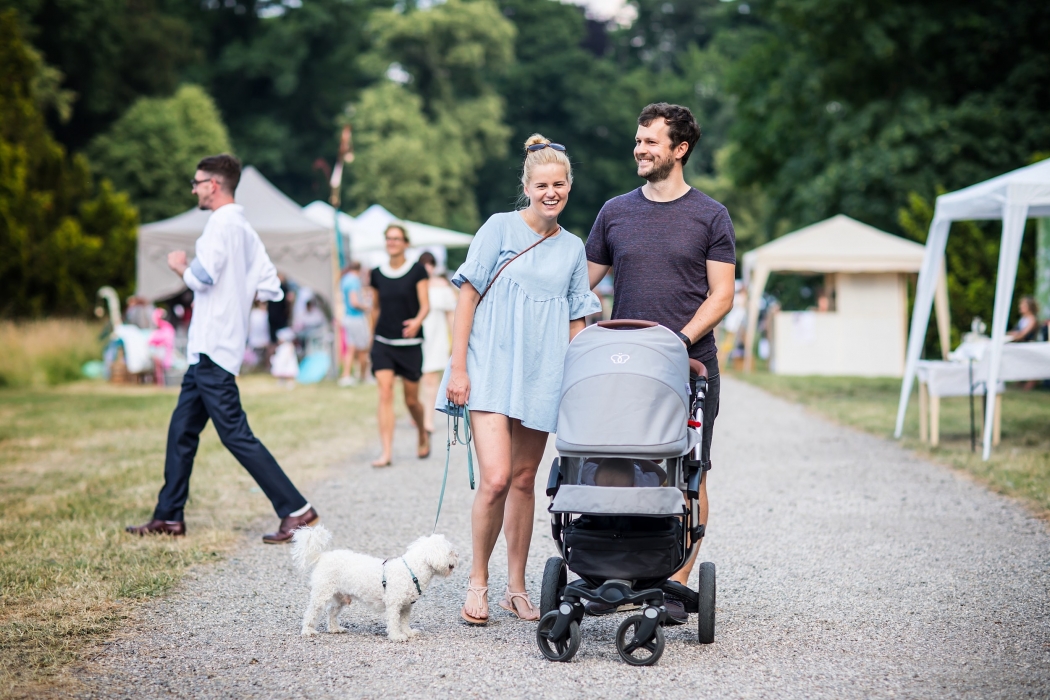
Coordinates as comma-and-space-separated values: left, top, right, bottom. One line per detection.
555, 324, 695, 458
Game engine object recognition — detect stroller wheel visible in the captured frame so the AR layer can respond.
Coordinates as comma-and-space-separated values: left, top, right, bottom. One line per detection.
540, 557, 567, 616
697, 561, 716, 644
615, 615, 665, 666
536, 611, 581, 662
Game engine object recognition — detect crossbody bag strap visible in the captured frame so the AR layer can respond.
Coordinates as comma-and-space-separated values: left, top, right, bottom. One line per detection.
477, 228, 557, 302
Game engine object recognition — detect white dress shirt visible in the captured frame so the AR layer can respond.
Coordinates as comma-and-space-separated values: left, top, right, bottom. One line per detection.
183, 203, 284, 375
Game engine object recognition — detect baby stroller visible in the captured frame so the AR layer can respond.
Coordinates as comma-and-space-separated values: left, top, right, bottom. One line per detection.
536, 320, 715, 666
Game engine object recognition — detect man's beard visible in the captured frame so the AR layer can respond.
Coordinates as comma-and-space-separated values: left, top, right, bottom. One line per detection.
638, 154, 675, 182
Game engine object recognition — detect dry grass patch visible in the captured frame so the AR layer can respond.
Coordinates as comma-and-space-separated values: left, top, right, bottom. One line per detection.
0, 377, 378, 697
0, 320, 104, 389
732, 372, 1050, 517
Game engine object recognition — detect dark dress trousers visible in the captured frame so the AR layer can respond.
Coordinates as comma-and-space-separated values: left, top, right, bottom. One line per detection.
153, 354, 307, 522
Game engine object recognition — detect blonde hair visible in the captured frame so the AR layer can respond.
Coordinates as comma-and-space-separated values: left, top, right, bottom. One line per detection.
521, 133, 572, 188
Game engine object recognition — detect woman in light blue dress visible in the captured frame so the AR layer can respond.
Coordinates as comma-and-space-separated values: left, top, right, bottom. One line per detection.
439, 134, 601, 624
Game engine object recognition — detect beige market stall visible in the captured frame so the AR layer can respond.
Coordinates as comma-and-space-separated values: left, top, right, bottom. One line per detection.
136, 166, 338, 304
742, 215, 951, 376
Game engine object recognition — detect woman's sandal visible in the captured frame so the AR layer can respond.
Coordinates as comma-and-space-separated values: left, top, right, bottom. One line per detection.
498, 588, 540, 621
460, 583, 489, 625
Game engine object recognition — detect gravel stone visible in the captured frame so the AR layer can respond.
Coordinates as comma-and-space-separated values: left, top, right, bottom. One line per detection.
77, 378, 1050, 698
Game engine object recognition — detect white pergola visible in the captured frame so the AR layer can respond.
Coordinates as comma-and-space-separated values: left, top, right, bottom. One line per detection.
894, 158, 1050, 459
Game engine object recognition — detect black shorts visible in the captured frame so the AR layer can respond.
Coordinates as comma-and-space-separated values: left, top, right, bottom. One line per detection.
699, 358, 720, 472
371, 342, 423, 382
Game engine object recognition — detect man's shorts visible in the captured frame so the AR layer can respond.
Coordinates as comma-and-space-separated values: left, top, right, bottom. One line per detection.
370, 341, 423, 382
699, 358, 720, 472
341, 315, 371, 351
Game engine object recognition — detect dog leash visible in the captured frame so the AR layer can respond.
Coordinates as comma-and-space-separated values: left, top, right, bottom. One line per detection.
434, 403, 475, 532
382, 557, 422, 596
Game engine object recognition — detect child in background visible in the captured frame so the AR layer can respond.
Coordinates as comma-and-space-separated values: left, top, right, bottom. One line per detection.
270, 327, 299, 387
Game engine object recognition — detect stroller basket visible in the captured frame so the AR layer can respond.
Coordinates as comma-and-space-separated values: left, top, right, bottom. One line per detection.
563, 516, 683, 583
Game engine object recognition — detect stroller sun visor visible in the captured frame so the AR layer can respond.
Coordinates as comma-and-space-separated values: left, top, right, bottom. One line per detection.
550, 485, 686, 516
555, 324, 693, 459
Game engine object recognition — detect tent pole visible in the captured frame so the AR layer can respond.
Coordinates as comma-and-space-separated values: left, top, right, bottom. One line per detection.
895, 217, 951, 438
981, 202, 1029, 460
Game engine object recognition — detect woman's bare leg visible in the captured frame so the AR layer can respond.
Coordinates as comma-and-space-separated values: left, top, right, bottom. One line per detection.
503, 420, 547, 610
464, 411, 513, 619
373, 370, 396, 466
401, 379, 428, 457
419, 371, 441, 433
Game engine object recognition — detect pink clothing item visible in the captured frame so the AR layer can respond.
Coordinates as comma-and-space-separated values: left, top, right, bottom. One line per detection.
149, 309, 176, 369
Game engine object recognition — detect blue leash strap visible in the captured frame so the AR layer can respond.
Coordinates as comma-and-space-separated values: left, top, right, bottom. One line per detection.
434, 403, 475, 533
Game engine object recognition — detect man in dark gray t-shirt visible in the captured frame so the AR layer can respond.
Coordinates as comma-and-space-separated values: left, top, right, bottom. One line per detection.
587, 103, 736, 623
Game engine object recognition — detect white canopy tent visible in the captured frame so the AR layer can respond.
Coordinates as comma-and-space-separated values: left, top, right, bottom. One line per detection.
742, 215, 951, 374
137, 166, 339, 304
894, 158, 1050, 460
302, 202, 474, 270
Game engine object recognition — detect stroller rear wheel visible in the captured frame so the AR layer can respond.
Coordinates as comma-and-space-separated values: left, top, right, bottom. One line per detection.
540, 557, 567, 616
536, 611, 581, 662
697, 561, 716, 644
615, 615, 665, 666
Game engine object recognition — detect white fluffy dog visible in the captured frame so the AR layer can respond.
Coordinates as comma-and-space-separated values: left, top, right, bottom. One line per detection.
291, 525, 457, 641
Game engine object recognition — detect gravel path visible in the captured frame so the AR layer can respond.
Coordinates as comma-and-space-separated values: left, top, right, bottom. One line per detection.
78, 377, 1050, 699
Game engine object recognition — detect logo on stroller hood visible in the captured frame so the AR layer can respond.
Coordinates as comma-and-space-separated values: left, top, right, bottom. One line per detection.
610, 353, 630, 364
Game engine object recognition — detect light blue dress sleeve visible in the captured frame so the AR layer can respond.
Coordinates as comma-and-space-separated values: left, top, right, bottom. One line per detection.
451, 215, 504, 293
567, 245, 603, 320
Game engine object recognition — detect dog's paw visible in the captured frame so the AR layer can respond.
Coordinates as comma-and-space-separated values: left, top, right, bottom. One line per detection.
406, 628, 420, 638
327, 626, 347, 634
301, 627, 320, 637
387, 632, 409, 642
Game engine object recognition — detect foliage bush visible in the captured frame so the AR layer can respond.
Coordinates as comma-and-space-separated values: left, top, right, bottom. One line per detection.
87, 85, 231, 223
0, 10, 139, 317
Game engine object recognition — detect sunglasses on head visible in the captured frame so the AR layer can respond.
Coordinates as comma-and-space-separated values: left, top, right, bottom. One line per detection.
526, 142, 566, 153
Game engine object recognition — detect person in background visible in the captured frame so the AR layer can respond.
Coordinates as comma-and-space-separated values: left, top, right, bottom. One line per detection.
1007, 296, 1039, 342
369, 224, 430, 467
267, 274, 292, 344
126, 154, 319, 543
418, 251, 457, 434
125, 296, 156, 329
338, 261, 372, 387
270, 327, 299, 387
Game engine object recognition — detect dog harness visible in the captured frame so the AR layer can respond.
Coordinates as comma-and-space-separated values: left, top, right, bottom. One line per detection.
382, 558, 422, 597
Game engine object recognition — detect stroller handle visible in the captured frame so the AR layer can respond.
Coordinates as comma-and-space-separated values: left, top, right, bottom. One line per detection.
596, 320, 658, 330
689, 359, 708, 379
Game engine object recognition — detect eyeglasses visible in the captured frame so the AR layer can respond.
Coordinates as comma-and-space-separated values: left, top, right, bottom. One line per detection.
190, 177, 214, 189
526, 142, 567, 153
385, 236, 406, 243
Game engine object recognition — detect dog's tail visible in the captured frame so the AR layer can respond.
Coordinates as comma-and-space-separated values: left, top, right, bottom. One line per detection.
290, 523, 332, 572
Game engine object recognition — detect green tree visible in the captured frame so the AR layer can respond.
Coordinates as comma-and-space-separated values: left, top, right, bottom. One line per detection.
1, 0, 198, 152
348, 0, 514, 231
726, 0, 1050, 234
0, 10, 138, 317
88, 85, 231, 223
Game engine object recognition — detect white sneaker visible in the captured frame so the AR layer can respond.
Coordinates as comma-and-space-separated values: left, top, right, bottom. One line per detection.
337, 376, 357, 387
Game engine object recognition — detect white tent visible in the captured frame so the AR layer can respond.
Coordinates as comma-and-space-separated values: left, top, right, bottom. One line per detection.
136, 166, 338, 303
302, 201, 474, 270
894, 158, 1050, 459
742, 215, 951, 374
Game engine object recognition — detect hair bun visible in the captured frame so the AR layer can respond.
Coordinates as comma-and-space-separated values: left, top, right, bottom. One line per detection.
523, 133, 549, 150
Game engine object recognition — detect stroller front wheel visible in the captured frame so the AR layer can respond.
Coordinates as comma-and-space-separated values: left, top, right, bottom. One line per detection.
615, 615, 665, 666
536, 611, 581, 662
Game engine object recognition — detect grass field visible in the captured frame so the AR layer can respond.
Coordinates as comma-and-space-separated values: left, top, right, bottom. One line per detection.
0, 320, 104, 389
732, 372, 1050, 518
0, 377, 379, 697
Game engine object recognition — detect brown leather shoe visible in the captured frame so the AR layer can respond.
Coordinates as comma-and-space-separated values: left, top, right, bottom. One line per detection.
125, 519, 186, 537
262, 507, 320, 544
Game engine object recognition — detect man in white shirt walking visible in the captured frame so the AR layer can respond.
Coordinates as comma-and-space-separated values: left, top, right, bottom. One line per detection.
127, 155, 319, 544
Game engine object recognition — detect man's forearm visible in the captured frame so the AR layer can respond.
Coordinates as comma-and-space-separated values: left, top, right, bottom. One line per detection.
681, 293, 734, 345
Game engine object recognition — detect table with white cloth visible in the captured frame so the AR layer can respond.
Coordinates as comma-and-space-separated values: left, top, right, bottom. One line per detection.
915, 340, 1050, 446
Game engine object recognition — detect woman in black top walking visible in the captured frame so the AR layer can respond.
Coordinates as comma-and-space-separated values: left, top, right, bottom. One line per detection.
369, 224, 430, 466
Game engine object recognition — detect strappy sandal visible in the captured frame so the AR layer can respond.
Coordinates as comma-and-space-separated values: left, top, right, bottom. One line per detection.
460, 583, 489, 625
498, 588, 540, 621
